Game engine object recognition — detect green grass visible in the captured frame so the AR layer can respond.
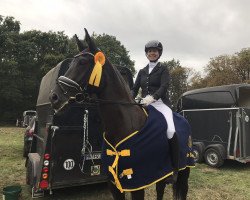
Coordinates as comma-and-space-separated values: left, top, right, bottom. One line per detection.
0, 127, 250, 199
188, 163, 250, 200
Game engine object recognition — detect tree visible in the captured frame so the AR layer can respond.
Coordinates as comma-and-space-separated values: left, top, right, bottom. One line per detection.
0, 16, 23, 122
21, 30, 76, 77
0, 16, 78, 123
233, 48, 250, 82
188, 51, 250, 90
163, 59, 190, 109
92, 33, 135, 75
205, 55, 241, 87
188, 71, 208, 90
0, 16, 136, 123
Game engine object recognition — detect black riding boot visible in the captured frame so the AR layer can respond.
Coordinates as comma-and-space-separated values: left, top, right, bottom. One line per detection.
169, 133, 180, 182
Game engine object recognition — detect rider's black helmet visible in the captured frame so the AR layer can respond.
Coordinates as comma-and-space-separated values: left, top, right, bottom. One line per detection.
145, 40, 163, 56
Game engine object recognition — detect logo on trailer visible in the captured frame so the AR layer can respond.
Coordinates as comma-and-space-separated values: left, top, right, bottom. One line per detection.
63, 159, 75, 170
91, 165, 100, 176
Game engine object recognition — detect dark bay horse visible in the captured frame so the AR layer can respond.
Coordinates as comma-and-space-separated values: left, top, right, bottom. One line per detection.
49, 28, 194, 200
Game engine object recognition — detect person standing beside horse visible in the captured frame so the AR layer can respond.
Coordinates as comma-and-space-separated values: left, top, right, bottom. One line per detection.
132, 40, 180, 176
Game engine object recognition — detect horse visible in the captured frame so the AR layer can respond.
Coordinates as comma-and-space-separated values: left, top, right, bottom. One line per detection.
49, 28, 194, 200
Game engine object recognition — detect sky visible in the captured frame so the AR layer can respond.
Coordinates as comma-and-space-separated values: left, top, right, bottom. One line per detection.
1, 0, 250, 73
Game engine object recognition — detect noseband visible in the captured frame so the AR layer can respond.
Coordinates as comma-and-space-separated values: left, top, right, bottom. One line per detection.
57, 75, 90, 104
57, 76, 83, 95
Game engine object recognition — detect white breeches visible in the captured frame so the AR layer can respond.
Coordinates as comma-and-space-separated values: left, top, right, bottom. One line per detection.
151, 99, 175, 139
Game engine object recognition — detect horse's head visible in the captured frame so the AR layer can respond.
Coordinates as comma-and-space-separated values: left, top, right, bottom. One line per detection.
49, 28, 131, 113
49, 28, 106, 112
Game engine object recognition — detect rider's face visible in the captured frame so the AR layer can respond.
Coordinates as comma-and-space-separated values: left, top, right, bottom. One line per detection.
146, 48, 160, 61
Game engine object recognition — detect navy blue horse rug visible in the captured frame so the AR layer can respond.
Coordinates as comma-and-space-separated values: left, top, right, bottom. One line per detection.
102, 105, 195, 192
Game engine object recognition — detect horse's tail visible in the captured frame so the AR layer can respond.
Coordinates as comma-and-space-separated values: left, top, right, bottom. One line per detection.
173, 167, 190, 200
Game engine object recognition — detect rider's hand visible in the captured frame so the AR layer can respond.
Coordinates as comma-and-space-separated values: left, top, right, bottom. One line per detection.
135, 97, 142, 103
141, 95, 156, 106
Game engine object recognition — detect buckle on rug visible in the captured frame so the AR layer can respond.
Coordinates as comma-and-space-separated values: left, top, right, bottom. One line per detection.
119, 168, 133, 179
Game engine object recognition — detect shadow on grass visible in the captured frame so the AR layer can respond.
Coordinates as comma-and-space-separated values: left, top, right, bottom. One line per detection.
219, 160, 250, 171
21, 182, 112, 200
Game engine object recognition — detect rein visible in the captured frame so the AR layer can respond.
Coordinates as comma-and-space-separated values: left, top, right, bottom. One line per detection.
75, 95, 141, 106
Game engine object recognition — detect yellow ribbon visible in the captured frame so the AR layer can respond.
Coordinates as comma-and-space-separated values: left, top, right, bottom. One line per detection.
109, 166, 123, 193
107, 149, 130, 157
106, 149, 131, 169
89, 52, 105, 87
106, 148, 132, 192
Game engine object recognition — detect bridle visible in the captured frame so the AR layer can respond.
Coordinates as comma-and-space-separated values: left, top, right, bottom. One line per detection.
55, 51, 141, 112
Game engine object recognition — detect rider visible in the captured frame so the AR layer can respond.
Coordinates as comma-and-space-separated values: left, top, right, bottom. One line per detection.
132, 40, 179, 174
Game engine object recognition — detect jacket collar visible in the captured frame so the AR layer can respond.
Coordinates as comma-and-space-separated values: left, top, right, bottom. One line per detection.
143, 62, 161, 74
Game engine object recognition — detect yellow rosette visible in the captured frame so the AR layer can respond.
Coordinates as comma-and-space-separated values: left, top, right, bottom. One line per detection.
89, 52, 106, 87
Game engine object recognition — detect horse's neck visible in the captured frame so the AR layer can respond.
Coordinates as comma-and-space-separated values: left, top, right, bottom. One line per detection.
99, 71, 146, 146
100, 104, 146, 146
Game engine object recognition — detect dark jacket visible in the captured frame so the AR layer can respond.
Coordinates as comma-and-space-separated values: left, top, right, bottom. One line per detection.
132, 62, 171, 106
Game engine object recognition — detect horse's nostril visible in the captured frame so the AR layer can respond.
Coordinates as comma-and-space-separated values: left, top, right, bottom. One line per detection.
51, 93, 59, 103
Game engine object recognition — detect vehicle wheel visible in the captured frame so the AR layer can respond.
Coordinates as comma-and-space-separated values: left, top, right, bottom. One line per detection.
193, 146, 202, 163
204, 148, 224, 168
193, 143, 205, 163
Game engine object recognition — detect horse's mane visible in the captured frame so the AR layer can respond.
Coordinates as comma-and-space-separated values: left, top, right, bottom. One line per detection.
114, 65, 134, 89
106, 61, 133, 97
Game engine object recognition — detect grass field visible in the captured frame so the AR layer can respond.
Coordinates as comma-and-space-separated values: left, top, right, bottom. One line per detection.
1, 126, 250, 200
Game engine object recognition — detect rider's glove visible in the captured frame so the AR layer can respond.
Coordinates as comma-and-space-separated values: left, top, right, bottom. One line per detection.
141, 95, 156, 106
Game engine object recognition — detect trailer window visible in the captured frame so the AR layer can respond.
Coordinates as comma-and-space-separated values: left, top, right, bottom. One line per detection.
182, 91, 235, 109
238, 87, 250, 107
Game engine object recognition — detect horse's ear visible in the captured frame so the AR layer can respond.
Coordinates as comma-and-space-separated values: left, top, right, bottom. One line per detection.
74, 34, 86, 52
84, 28, 98, 53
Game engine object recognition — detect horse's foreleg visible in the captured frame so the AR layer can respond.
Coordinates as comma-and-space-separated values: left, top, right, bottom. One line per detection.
156, 179, 166, 200
173, 168, 190, 200
108, 181, 125, 200
131, 189, 145, 200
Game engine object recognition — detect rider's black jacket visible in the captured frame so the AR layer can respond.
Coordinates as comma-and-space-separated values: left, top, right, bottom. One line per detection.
132, 62, 171, 106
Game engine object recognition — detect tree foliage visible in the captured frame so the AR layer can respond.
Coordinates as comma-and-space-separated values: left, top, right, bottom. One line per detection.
189, 48, 250, 90
0, 16, 136, 123
4, 16, 250, 123
234, 48, 250, 82
188, 71, 208, 90
0, 16, 22, 122
162, 59, 190, 109
92, 33, 135, 75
